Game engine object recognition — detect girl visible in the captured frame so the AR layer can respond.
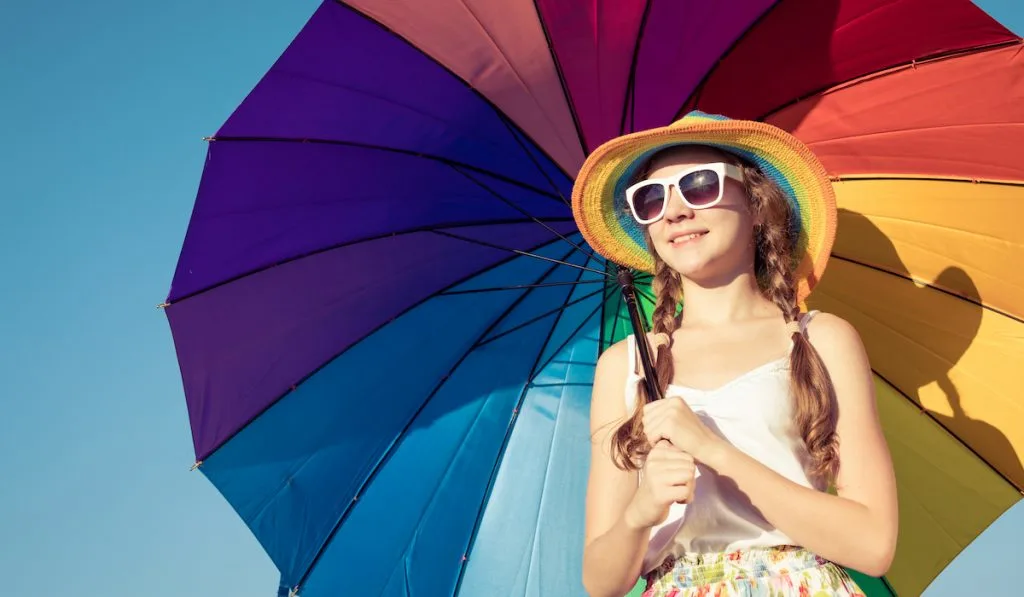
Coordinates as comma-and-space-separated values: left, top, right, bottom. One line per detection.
571, 112, 898, 597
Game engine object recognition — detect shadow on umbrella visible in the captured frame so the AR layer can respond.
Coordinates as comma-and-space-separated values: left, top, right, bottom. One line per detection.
833, 209, 1022, 486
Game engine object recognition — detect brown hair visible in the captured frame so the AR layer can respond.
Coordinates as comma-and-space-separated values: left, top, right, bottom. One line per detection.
611, 146, 840, 486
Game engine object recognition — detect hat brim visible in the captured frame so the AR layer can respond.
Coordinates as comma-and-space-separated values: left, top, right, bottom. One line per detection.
571, 115, 837, 305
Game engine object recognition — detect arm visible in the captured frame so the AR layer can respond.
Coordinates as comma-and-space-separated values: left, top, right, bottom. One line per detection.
698, 313, 898, 576
581, 341, 650, 597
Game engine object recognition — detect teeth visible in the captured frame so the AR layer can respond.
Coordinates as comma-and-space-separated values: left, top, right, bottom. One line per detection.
673, 232, 705, 243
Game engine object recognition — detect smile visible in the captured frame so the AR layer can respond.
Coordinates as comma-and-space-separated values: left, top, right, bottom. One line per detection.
669, 231, 708, 246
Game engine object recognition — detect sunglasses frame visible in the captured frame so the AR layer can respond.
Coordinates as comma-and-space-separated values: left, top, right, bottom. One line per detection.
624, 161, 745, 225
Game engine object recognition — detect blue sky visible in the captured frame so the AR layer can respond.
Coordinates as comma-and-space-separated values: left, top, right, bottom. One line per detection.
1, 1, 1019, 595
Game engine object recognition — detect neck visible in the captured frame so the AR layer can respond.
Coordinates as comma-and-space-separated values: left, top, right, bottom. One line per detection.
678, 269, 778, 326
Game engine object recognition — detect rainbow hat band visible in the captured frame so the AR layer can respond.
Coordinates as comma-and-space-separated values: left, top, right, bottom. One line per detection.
571, 110, 837, 305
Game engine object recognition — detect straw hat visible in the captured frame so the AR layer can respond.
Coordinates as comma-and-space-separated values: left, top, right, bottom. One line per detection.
571, 110, 837, 304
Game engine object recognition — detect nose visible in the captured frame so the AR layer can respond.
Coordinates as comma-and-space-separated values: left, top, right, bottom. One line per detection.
662, 184, 694, 222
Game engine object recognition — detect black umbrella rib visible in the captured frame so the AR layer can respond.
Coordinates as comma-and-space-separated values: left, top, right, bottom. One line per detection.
635, 285, 656, 306
206, 134, 565, 204
451, 165, 604, 265
870, 369, 1022, 494
830, 254, 1024, 325
832, 175, 1024, 188
193, 233, 592, 466
609, 282, 627, 345
432, 229, 608, 277
164, 217, 578, 306
526, 301, 604, 391
496, 113, 574, 207
331, 0, 577, 182
475, 287, 605, 348
618, 0, 654, 136
755, 38, 1022, 123
671, 0, 783, 118
526, 0, 588, 157
291, 243, 584, 593
440, 279, 605, 295
452, 251, 601, 595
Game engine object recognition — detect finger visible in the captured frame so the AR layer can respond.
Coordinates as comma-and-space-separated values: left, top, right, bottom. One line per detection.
643, 413, 667, 442
645, 395, 686, 412
648, 439, 686, 458
659, 448, 694, 462
644, 420, 670, 447
641, 405, 666, 429
645, 461, 695, 479
642, 397, 677, 417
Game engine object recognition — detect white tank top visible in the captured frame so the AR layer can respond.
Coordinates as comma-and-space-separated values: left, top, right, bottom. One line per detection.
624, 311, 822, 574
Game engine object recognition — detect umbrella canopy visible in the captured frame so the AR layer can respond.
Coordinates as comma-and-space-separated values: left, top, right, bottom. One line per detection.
164, 1, 1024, 595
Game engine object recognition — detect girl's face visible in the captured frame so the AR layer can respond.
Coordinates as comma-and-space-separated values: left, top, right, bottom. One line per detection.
640, 147, 756, 284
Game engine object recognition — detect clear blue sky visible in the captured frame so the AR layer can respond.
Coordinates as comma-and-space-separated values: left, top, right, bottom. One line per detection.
1, 2, 1019, 595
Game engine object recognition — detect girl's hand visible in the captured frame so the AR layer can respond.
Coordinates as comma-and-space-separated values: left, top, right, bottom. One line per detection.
642, 397, 722, 463
624, 440, 696, 530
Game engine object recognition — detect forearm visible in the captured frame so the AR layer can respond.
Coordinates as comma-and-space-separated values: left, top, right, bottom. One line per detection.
582, 509, 650, 597
701, 442, 894, 576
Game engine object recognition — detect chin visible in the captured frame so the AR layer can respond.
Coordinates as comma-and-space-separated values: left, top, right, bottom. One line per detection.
657, 253, 714, 281
656, 240, 717, 277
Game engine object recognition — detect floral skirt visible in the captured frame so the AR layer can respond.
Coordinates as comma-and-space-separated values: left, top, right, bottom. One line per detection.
642, 545, 865, 597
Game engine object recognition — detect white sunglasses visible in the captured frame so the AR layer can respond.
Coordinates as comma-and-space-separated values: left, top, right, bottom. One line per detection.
624, 162, 744, 225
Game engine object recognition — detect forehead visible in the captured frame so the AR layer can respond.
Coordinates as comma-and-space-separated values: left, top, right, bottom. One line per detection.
645, 145, 731, 176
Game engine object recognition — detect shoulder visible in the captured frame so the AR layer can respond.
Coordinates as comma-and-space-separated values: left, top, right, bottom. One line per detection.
802, 311, 873, 401
802, 311, 866, 360
589, 337, 633, 431
594, 336, 631, 386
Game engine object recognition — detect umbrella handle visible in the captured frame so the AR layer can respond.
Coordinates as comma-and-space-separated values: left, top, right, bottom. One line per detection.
616, 267, 664, 402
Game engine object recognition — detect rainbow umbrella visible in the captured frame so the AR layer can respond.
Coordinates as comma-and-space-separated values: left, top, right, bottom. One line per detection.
164, 1, 1024, 595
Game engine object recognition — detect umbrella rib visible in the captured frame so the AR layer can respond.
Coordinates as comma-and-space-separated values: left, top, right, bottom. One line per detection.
829, 254, 1024, 325
452, 252, 600, 595
618, 0, 653, 136
475, 287, 605, 347
496, 113, 573, 207
755, 38, 1022, 122
205, 134, 566, 204
609, 282, 626, 345
600, 273, 609, 352
526, 301, 604, 390
870, 369, 1022, 493
432, 229, 609, 277
164, 217, 577, 306
672, 0, 784, 118
290, 243, 583, 592
451, 165, 605, 265
325, 0, 576, 181
833, 175, 1024, 188
192, 233, 585, 464
635, 285, 656, 306
440, 279, 606, 295
527, 0, 589, 154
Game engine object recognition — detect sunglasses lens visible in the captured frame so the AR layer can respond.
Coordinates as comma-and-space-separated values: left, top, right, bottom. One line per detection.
679, 169, 721, 206
631, 183, 667, 221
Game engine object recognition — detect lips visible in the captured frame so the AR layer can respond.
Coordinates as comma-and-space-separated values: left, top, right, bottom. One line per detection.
669, 230, 708, 246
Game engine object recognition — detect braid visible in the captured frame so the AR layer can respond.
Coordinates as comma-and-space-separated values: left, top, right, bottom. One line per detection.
747, 164, 840, 485
610, 251, 682, 470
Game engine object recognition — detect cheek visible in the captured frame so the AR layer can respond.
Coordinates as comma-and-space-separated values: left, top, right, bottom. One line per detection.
647, 220, 667, 240
708, 206, 755, 244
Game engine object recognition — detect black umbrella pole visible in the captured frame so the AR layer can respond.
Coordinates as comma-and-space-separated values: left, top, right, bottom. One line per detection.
616, 267, 664, 402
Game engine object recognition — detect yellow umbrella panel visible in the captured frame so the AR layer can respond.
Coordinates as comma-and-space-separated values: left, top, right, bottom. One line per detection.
774, 42, 1024, 596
